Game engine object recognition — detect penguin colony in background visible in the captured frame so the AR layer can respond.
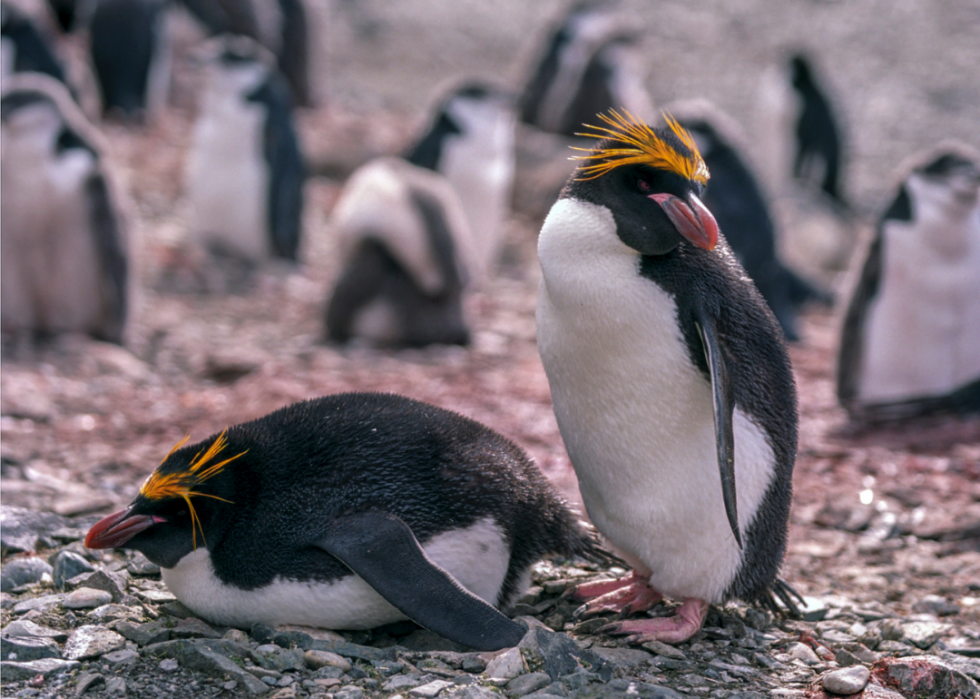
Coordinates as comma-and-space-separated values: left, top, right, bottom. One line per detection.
519, 0, 653, 138
184, 35, 304, 269
673, 102, 830, 341
86, 393, 617, 651
536, 110, 799, 644
324, 84, 514, 348
837, 143, 980, 421
1, 73, 129, 344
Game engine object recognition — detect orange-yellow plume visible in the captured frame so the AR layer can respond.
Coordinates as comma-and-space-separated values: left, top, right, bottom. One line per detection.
139, 431, 246, 549
572, 108, 709, 185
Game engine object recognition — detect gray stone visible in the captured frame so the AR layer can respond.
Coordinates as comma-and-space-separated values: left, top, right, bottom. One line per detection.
306, 639, 396, 663
798, 597, 830, 622
125, 552, 160, 576
507, 672, 552, 697
0, 507, 72, 555
591, 647, 653, 670
304, 649, 352, 671
446, 687, 503, 699
114, 619, 171, 646
0, 657, 80, 681
159, 659, 179, 671
912, 594, 960, 617
148, 641, 267, 694
171, 617, 222, 639
75, 570, 128, 603
786, 642, 821, 666
486, 646, 526, 680
879, 618, 904, 641
822, 665, 871, 695
254, 644, 305, 671
63, 587, 113, 609
834, 648, 864, 667
641, 640, 687, 660
461, 656, 488, 673
410, 679, 454, 697
0, 634, 61, 661
87, 604, 143, 624
569, 679, 685, 698
75, 672, 106, 696
11, 593, 66, 613
312, 665, 345, 680
63, 625, 126, 660
872, 655, 980, 698
334, 687, 365, 699
1, 619, 69, 641
903, 621, 948, 649
103, 649, 139, 667
159, 601, 195, 619
519, 626, 612, 681
104, 676, 127, 696
1, 557, 54, 591
134, 588, 176, 603
51, 550, 94, 589
383, 674, 423, 691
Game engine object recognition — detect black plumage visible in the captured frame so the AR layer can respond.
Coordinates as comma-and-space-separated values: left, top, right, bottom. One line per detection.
789, 54, 846, 209
1, 1, 67, 81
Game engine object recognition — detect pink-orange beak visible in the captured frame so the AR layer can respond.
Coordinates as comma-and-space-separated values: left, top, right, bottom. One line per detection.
649, 192, 719, 251
85, 508, 163, 549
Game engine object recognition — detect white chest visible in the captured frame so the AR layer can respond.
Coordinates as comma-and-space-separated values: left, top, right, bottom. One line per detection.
536, 199, 776, 603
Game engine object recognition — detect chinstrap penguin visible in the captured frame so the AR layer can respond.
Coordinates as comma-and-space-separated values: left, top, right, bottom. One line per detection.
519, 0, 653, 138
536, 109, 800, 644
1, 1, 67, 82
89, 0, 171, 120
1, 73, 129, 344
85, 392, 616, 651
184, 35, 304, 270
674, 104, 830, 341
836, 143, 980, 421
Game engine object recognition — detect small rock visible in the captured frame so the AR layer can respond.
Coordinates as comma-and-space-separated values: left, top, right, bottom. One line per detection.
823, 665, 871, 694
75, 570, 127, 603
11, 593, 66, 614
159, 658, 179, 671
87, 603, 143, 623
592, 647, 654, 670
268, 687, 296, 699
799, 597, 830, 622
124, 552, 160, 576
486, 647, 526, 680
63, 587, 113, 609
841, 643, 879, 664
519, 625, 612, 681
134, 588, 177, 603
159, 601, 194, 619
902, 621, 947, 649
224, 629, 251, 644
743, 607, 771, 631
0, 635, 61, 661
104, 676, 127, 696
305, 649, 352, 672
171, 617, 222, 639
0, 557, 54, 592
1, 619, 69, 641
51, 551, 95, 589
834, 648, 863, 667
75, 672, 106, 696
871, 655, 980, 698
383, 675, 423, 692
254, 643, 305, 671
103, 649, 139, 667
0, 657, 80, 681
641, 640, 687, 660
506, 671, 551, 697
448, 687, 503, 699
461, 656, 487, 673
0, 507, 71, 555
63, 626, 126, 660
879, 619, 904, 641
409, 679, 454, 697
114, 619, 170, 646
912, 594, 960, 617
787, 642, 821, 666
334, 687, 365, 699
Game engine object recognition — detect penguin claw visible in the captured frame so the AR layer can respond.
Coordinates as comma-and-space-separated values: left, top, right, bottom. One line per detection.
598, 597, 709, 646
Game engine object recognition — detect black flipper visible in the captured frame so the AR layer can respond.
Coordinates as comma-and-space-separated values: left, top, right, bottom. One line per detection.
315, 511, 525, 651
695, 310, 741, 549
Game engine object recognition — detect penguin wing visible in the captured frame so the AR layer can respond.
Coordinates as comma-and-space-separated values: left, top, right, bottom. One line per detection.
315, 510, 525, 651
694, 308, 741, 549
85, 172, 128, 343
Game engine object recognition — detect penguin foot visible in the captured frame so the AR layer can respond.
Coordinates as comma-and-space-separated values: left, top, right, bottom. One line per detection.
598, 597, 709, 645
570, 571, 663, 620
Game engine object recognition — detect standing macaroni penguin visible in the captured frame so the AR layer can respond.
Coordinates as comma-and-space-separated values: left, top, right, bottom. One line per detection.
837, 143, 980, 420
536, 110, 799, 644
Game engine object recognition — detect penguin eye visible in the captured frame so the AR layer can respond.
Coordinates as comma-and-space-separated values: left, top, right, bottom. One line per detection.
636, 177, 652, 193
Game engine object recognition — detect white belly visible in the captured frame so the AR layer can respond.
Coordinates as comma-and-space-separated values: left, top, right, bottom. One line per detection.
536, 199, 776, 603
161, 517, 513, 630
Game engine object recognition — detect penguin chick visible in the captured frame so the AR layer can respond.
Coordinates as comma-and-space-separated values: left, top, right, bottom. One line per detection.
837, 143, 980, 421
1, 73, 129, 344
184, 34, 304, 269
519, 0, 653, 138
85, 392, 616, 651
672, 101, 831, 341
324, 156, 473, 348
536, 109, 799, 644
406, 82, 516, 283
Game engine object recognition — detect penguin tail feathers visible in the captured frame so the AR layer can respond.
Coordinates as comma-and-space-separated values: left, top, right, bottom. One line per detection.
565, 520, 627, 569
756, 577, 805, 620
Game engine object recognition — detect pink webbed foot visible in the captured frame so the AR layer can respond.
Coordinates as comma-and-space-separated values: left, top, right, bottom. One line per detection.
569, 571, 664, 620
599, 597, 709, 645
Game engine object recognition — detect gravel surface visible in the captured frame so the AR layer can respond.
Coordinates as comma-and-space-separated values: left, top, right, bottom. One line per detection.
2, 1, 979, 697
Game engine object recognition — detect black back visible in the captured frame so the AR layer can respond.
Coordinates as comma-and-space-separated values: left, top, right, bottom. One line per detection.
682, 117, 828, 341
325, 189, 470, 348
1, 1, 67, 82
790, 54, 846, 208
405, 111, 461, 172
131, 393, 598, 606
89, 0, 165, 118
246, 71, 305, 261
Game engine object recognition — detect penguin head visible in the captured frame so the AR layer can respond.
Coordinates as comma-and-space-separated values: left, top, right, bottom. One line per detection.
563, 109, 718, 255
85, 431, 245, 568
197, 34, 273, 97
440, 83, 515, 155
1, 74, 97, 160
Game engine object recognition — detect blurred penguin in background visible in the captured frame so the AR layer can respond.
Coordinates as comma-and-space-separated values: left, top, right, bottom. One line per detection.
1, 73, 129, 345
45, 0, 89, 33
178, 0, 310, 106
183, 34, 304, 284
837, 143, 980, 421
788, 54, 847, 210
89, 0, 171, 120
1, 0, 66, 81
673, 102, 830, 341
519, 0, 653, 137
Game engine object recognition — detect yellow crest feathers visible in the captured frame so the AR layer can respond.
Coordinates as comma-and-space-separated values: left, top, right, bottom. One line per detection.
571, 108, 709, 184
139, 430, 246, 549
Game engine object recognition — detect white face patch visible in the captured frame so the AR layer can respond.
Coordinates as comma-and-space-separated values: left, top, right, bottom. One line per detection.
537, 198, 777, 604
160, 516, 512, 630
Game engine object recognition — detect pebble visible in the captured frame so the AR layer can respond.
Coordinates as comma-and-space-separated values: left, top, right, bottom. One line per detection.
159, 658, 179, 671
63, 587, 113, 609
104, 676, 127, 695
822, 665, 871, 694
63, 625, 126, 660
786, 642, 821, 666
103, 649, 139, 667
902, 621, 947, 649
51, 550, 95, 589
1, 619, 69, 642
0, 657, 80, 681
506, 671, 551, 697
409, 679, 454, 697
383, 675, 424, 691
0, 635, 61, 662
334, 687, 365, 699
304, 649, 352, 672
486, 647, 526, 680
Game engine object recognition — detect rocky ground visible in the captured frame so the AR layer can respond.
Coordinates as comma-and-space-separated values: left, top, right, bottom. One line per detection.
3, 0, 980, 697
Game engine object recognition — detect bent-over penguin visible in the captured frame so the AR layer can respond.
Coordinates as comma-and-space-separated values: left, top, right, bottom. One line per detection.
324, 156, 474, 348
536, 109, 799, 644
1, 73, 129, 344
85, 392, 616, 651
837, 143, 980, 421
673, 102, 830, 341
519, 0, 653, 138
184, 34, 304, 266
406, 82, 516, 283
